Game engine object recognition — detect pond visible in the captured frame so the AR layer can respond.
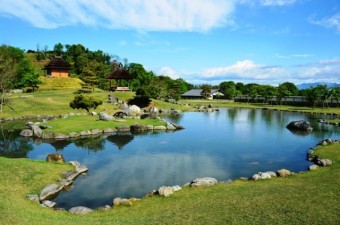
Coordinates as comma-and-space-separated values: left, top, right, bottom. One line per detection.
1, 108, 339, 209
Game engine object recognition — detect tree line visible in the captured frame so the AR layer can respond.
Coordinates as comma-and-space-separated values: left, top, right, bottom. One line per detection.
1, 43, 339, 112
198, 81, 340, 107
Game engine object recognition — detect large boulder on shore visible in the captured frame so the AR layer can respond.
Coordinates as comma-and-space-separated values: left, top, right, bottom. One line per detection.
190, 177, 218, 187
69, 206, 93, 214
286, 120, 313, 131
46, 153, 65, 163
99, 112, 114, 121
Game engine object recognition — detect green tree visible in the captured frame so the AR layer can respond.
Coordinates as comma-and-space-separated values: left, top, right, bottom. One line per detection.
53, 43, 64, 56
0, 45, 24, 112
15, 56, 41, 92
277, 82, 298, 104
201, 84, 212, 99
257, 85, 277, 103
219, 81, 236, 100
69, 94, 102, 113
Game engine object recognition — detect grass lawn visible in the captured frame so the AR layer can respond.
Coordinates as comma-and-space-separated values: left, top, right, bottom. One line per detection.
42, 115, 166, 134
0, 142, 339, 225
178, 99, 340, 115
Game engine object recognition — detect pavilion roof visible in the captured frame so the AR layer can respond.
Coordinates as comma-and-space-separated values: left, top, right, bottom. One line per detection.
106, 68, 134, 80
43, 56, 71, 70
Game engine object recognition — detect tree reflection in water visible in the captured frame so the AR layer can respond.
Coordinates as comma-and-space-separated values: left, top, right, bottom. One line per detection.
107, 134, 134, 150
0, 127, 33, 158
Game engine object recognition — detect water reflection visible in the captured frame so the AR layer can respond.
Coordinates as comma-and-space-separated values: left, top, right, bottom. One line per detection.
0, 128, 33, 158
1, 109, 339, 210
107, 134, 134, 150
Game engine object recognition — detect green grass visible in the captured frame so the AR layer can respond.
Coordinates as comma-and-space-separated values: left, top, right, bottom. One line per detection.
1, 89, 119, 118
42, 115, 166, 134
178, 99, 340, 115
0, 143, 339, 225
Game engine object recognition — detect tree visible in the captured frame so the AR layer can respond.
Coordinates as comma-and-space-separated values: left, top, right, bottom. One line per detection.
219, 81, 236, 100
69, 94, 102, 113
0, 45, 24, 112
15, 56, 41, 92
53, 43, 64, 56
277, 82, 298, 104
201, 84, 212, 99
257, 85, 277, 103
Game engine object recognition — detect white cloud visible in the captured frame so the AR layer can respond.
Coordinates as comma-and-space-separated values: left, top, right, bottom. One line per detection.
0, 0, 236, 31
275, 53, 314, 59
202, 60, 286, 80
259, 0, 298, 6
309, 13, 340, 34
158, 66, 179, 79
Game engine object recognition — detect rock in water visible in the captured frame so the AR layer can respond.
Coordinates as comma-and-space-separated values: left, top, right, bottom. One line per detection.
46, 153, 65, 163
286, 120, 313, 131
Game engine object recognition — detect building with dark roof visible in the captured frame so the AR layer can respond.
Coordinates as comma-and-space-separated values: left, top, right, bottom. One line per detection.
181, 89, 224, 99
43, 56, 71, 78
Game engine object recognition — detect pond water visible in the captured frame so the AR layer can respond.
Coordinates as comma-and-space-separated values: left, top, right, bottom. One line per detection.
1, 108, 339, 209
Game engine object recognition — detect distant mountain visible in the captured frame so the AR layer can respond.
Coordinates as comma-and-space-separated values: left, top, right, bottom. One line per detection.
297, 82, 340, 90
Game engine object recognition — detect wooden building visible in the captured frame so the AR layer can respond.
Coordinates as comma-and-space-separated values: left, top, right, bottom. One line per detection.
43, 56, 71, 78
106, 66, 134, 91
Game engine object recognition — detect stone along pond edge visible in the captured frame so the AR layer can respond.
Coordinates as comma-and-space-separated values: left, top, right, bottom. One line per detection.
26, 138, 338, 215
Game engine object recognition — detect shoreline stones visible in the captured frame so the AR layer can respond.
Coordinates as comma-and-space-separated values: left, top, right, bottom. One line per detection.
27, 160, 89, 210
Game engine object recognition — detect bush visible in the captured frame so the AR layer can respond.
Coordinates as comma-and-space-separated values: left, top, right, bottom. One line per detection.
69, 94, 102, 113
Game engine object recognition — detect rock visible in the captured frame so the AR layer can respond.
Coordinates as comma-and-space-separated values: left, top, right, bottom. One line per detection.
31, 124, 43, 138
171, 185, 182, 192
103, 128, 115, 133
309, 165, 319, 170
265, 171, 277, 177
97, 205, 112, 211
149, 107, 159, 117
130, 124, 146, 132
20, 129, 33, 137
166, 122, 176, 130
91, 112, 98, 116
121, 103, 129, 114
91, 129, 102, 135
62, 171, 79, 181
158, 186, 173, 197
42, 132, 55, 139
128, 105, 141, 116
113, 197, 132, 206
46, 153, 65, 163
80, 130, 92, 136
39, 184, 63, 201
190, 177, 218, 187
58, 179, 73, 187
286, 120, 313, 131
26, 194, 40, 203
277, 169, 293, 177
99, 112, 114, 121
54, 134, 69, 139
146, 125, 154, 130
153, 125, 167, 131
41, 200, 56, 208
69, 161, 80, 167
316, 158, 333, 166
116, 126, 130, 132
251, 172, 273, 181
68, 132, 79, 138
69, 206, 93, 214
76, 165, 88, 174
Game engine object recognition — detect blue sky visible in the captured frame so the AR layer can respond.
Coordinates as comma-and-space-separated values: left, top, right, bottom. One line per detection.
0, 0, 339, 85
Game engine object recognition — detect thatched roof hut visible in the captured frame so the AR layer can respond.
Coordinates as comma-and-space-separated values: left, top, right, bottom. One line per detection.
106, 66, 134, 91
43, 56, 71, 77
